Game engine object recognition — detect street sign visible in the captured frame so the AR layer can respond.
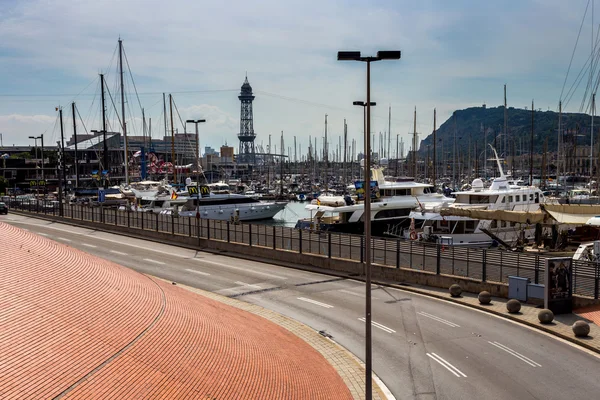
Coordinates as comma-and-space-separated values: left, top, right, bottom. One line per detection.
98, 189, 106, 203
29, 180, 46, 188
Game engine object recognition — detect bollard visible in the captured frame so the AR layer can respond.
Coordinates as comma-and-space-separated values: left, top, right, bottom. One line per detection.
449, 284, 462, 297
506, 299, 521, 314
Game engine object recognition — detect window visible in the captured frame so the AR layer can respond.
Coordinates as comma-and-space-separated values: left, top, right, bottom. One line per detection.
515, 195, 520, 202
508, 196, 513, 202
374, 208, 410, 219
530, 194, 534, 201
490, 220, 497, 228
535, 193, 539, 203
465, 220, 476, 231
501, 196, 506, 203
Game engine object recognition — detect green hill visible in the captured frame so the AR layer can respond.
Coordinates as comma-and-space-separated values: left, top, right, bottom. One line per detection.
418, 105, 600, 157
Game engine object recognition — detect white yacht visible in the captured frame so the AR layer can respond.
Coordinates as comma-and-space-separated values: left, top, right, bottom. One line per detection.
179, 193, 287, 221
407, 147, 545, 247
295, 167, 453, 236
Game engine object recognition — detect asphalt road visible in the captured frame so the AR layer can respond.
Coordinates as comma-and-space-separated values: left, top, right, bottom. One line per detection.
4, 213, 600, 400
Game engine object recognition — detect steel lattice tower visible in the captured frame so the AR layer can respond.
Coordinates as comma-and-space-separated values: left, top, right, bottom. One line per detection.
238, 76, 256, 164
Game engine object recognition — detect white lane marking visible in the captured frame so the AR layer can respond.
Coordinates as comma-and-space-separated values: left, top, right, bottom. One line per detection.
426, 353, 467, 377
418, 311, 460, 328
235, 281, 261, 288
57, 237, 72, 242
339, 289, 365, 297
110, 250, 129, 256
185, 268, 211, 276
194, 258, 286, 280
488, 341, 542, 367
143, 258, 165, 265
338, 289, 380, 300
37, 232, 49, 236
82, 243, 97, 248
358, 317, 396, 333
297, 297, 334, 309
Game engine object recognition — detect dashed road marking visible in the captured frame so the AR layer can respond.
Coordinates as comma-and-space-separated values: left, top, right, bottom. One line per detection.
358, 317, 396, 333
426, 353, 467, 377
143, 258, 165, 265
297, 297, 334, 309
57, 237, 72, 242
185, 268, 210, 276
418, 311, 460, 328
82, 243, 97, 248
110, 250, 129, 256
488, 341, 541, 367
235, 281, 261, 289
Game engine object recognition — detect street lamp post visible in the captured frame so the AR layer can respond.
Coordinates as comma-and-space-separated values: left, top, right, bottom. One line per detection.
338, 50, 400, 400
186, 119, 206, 217
28, 136, 40, 198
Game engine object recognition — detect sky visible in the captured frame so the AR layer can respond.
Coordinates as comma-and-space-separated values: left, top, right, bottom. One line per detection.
0, 0, 596, 157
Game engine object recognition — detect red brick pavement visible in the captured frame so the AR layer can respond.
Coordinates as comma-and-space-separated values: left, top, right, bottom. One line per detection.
0, 222, 352, 399
575, 305, 600, 327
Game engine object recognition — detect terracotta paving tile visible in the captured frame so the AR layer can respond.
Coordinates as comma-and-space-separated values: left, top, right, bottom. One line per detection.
0, 222, 352, 399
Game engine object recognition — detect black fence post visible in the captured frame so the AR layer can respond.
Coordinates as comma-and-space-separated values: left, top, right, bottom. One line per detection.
272, 226, 276, 249
482, 249, 487, 282
595, 262, 599, 300
249, 223, 253, 247
155, 213, 159, 232
299, 229, 303, 254
328, 232, 332, 258
115, 208, 118, 226
436, 244, 441, 275
207, 219, 211, 240
141, 211, 144, 230
127, 209, 130, 228
188, 217, 191, 237
409, 240, 413, 267
227, 221, 230, 243
171, 214, 175, 235
534, 255, 540, 284
396, 239, 401, 268
360, 235, 364, 263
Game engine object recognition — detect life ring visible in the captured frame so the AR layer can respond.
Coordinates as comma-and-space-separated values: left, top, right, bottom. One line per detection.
410, 231, 417, 240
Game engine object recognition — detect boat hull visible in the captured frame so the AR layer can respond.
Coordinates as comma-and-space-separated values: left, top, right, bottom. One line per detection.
179, 202, 287, 221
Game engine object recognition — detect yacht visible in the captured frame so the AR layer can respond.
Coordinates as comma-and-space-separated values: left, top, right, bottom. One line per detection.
179, 192, 287, 221
406, 147, 545, 247
295, 167, 453, 236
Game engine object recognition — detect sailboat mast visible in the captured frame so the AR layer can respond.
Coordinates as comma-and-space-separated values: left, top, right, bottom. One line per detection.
169, 94, 176, 183
413, 107, 417, 177
100, 73, 108, 178
119, 39, 129, 184
433, 108, 437, 187
71, 102, 79, 188
280, 131, 284, 197
343, 119, 347, 185
529, 100, 535, 186
388, 106, 391, 159
558, 101, 562, 193
163, 93, 167, 164
504, 84, 508, 164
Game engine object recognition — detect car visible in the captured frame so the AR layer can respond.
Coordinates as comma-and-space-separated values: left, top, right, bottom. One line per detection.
0, 202, 8, 215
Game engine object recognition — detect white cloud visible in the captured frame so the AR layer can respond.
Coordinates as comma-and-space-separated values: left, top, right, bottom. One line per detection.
0, 0, 596, 152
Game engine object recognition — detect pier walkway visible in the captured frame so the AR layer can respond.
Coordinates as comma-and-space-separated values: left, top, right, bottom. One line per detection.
0, 222, 355, 399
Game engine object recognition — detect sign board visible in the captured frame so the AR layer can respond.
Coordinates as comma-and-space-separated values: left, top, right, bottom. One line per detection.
187, 186, 199, 195
544, 257, 573, 314
29, 180, 47, 188
199, 184, 210, 198
354, 180, 380, 201
98, 189, 106, 204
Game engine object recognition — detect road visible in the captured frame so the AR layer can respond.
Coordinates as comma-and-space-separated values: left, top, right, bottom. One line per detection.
4, 213, 600, 400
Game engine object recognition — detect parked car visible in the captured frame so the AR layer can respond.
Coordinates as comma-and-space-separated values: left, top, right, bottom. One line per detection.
0, 202, 8, 215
